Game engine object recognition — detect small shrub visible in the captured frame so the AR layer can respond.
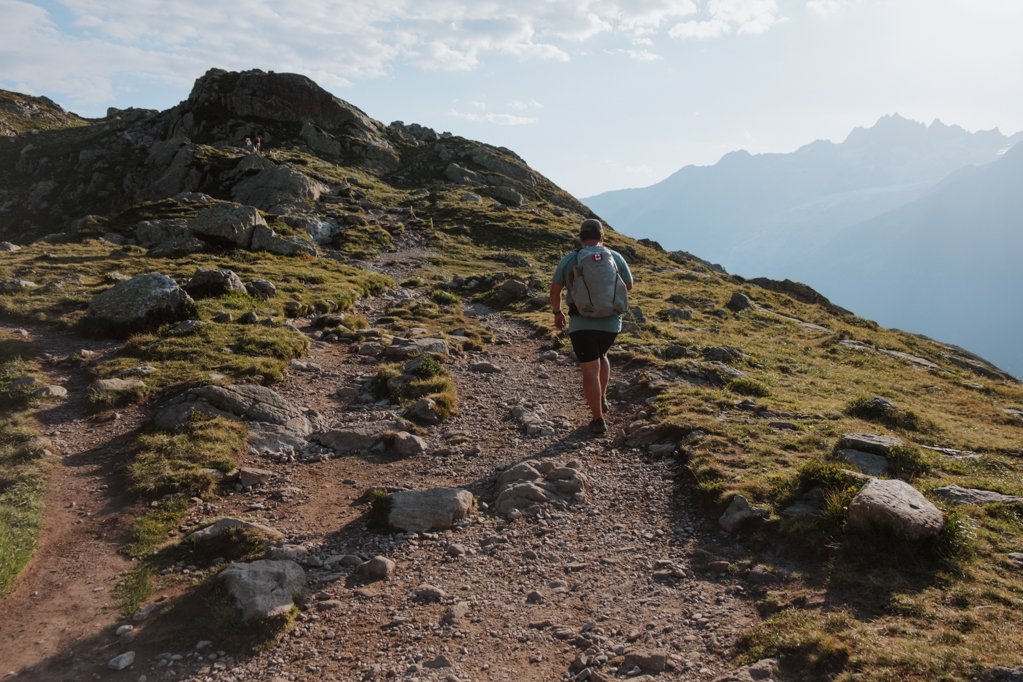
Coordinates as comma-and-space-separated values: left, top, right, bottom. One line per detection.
886, 445, 932, 479
342, 314, 369, 330
123, 497, 192, 559
407, 354, 446, 379
187, 525, 271, 565
370, 364, 401, 398
845, 396, 927, 431
367, 489, 393, 530
431, 289, 460, 305
727, 378, 770, 397
88, 382, 148, 409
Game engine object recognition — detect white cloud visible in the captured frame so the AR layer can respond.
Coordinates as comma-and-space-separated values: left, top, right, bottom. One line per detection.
669, 0, 783, 39
0, 0, 787, 113
508, 98, 544, 111
806, 0, 847, 16
606, 48, 663, 61
449, 107, 539, 125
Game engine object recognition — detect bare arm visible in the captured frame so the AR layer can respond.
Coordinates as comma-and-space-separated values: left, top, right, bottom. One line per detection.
549, 282, 566, 329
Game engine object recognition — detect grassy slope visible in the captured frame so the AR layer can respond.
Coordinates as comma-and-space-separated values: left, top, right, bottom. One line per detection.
0, 90, 86, 137
410, 189, 1023, 680
0, 333, 51, 594
0, 136, 1021, 676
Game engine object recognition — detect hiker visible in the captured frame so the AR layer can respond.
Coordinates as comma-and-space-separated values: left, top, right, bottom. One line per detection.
550, 218, 634, 434
253, 133, 262, 154
243, 137, 253, 152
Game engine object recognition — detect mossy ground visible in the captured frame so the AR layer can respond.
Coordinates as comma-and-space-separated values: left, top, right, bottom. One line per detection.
0, 332, 51, 594
1, 138, 1022, 676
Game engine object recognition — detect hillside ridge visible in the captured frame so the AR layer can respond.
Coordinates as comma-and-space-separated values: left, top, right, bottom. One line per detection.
1, 69, 1022, 682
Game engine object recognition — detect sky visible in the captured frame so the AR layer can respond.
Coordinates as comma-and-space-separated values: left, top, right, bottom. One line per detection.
1, 0, 1021, 197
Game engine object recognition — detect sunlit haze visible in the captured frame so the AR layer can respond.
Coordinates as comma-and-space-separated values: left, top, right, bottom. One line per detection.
2, 0, 1020, 197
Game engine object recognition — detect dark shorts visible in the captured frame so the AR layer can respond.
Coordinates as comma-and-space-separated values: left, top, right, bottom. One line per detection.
569, 330, 618, 363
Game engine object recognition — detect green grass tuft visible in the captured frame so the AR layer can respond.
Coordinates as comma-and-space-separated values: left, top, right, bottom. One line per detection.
727, 378, 771, 397
128, 415, 246, 499
846, 396, 929, 432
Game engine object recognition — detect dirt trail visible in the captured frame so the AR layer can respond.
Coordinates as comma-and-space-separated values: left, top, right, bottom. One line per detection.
0, 324, 145, 678
1, 247, 759, 681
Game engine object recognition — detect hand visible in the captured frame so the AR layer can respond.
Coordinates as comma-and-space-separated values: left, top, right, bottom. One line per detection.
553, 311, 566, 330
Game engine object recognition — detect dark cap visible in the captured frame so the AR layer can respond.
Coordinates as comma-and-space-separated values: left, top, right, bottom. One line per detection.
579, 218, 603, 240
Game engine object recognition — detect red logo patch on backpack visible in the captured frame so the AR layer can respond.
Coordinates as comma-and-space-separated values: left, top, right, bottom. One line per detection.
592, 253, 604, 261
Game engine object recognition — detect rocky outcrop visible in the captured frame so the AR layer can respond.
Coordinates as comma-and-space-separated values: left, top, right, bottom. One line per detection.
218, 559, 306, 621
153, 384, 321, 458
231, 163, 328, 213
848, 479, 944, 540
172, 68, 399, 172
135, 218, 203, 256
188, 203, 266, 247
493, 460, 588, 518
85, 273, 197, 336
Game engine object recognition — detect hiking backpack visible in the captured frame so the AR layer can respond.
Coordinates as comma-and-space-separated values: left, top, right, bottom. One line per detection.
567, 246, 629, 318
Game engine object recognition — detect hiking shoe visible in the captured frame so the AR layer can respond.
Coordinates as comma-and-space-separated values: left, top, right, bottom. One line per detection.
601, 396, 610, 414
588, 419, 607, 435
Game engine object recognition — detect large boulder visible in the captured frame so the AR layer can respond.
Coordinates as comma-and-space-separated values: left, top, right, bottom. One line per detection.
185, 267, 247, 298
250, 225, 317, 257
232, 164, 327, 213
135, 218, 203, 256
188, 203, 267, 247
848, 479, 944, 540
85, 273, 197, 335
218, 559, 306, 621
387, 488, 476, 532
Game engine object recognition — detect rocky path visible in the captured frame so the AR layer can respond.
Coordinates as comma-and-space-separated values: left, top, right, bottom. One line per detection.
0, 324, 145, 678
161, 257, 759, 680
1, 249, 760, 681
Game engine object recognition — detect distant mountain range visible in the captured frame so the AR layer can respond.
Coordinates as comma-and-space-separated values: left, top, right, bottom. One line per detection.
585, 115, 1023, 378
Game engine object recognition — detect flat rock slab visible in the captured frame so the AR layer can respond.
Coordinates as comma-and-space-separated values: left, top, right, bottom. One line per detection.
837, 448, 888, 476
839, 433, 903, 456
933, 485, 1023, 505
388, 488, 476, 532
187, 517, 284, 544
849, 479, 944, 540
880, 349, 941, 370
154, 384, 312, 436
920, 445, 981, 461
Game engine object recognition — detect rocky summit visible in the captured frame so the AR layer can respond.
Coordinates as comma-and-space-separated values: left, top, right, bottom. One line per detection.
0, 69, 1022, 682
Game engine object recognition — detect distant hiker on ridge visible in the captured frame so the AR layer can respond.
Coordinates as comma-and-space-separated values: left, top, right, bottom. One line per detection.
550, 218, 634, 435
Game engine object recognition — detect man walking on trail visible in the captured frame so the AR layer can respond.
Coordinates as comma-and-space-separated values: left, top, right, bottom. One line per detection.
550, 218, 634, 435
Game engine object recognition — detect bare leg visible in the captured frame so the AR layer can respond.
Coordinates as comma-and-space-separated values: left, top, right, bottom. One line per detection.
599, 356, 610, 403
580, 359, 603, 421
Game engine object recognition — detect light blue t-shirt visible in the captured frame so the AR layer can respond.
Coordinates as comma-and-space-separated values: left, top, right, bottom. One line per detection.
552, 248, 634, 333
